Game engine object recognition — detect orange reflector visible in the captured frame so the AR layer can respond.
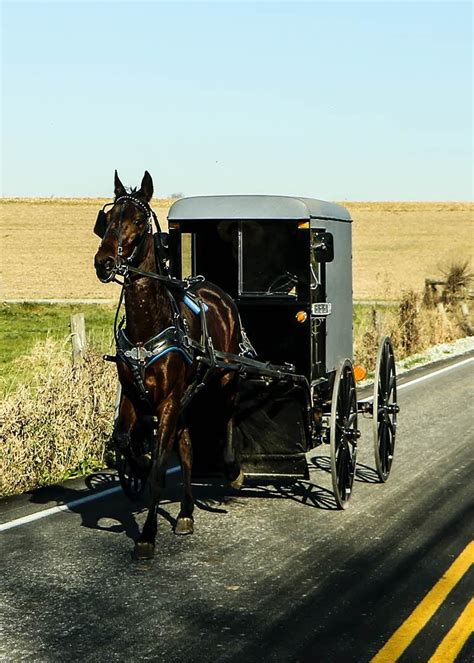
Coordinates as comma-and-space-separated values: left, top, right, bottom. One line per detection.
296, 311, 307, 323
298, 221, 309, 229
354, 365, 367, 381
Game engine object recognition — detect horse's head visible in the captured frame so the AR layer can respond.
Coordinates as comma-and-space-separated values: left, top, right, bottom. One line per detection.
94, 170, 155, 282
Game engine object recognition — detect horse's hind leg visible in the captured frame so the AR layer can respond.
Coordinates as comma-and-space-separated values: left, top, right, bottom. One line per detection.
175, 426, 194, 535
225, 417, 245, 489
221, 374, 245, 490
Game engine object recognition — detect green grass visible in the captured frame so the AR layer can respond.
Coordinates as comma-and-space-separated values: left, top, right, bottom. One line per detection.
0, 303, 115, 394
353, 303, 398, 336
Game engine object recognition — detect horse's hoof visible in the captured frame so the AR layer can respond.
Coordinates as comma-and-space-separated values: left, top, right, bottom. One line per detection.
132, 541, 155, 560
230, 470, 245, 490
175, 517, 194, 535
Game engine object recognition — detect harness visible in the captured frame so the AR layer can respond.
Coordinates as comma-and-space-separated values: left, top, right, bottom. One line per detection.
98, 195, 255, 405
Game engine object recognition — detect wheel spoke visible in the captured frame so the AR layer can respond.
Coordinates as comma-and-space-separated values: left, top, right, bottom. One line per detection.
387, 419, 396, 436
338, 445, 347, 496
386, 424, 394, 458
378, 381, 385, 401
388, 374, 396, 396
336, 443, 344, 472
384, 347, 391, 385
346, 385, 355, 419
343, 371, 351, 410
347, 412, 357, 428
379, 421, 387, 473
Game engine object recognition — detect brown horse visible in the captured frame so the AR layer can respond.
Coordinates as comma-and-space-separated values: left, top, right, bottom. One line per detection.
94, 171, 243, 559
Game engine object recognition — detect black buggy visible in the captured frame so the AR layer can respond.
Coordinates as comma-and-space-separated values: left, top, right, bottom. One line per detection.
158, 195, 398, 508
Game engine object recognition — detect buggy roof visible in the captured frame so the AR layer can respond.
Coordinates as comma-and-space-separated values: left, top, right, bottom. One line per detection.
168, 195, 352, 223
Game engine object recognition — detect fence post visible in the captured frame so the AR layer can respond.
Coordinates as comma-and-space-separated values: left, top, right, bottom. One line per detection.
460, 302, 473, 336
70, 313, 86, 366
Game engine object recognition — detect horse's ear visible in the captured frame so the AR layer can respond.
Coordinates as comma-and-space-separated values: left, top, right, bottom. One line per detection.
114, 170, 127, 198
139, 171, 153, 202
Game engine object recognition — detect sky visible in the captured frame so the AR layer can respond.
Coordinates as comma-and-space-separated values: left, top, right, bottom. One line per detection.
1, 1, 472, 200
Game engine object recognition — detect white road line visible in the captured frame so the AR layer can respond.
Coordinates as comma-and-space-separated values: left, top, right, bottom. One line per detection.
360, 356, 473, 402
396, 357, 473, 390
1, 356, 472, 533
0, 465, 181, 533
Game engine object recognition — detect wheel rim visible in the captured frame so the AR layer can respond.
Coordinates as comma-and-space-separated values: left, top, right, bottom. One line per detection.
373, 337, 397, 482
330, 360, 359, 509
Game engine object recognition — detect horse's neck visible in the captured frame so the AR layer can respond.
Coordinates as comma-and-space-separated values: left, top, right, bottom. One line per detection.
124, 236, 172, 343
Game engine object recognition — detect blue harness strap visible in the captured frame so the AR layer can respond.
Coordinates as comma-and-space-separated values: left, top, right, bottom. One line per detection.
183, 293, 208, 315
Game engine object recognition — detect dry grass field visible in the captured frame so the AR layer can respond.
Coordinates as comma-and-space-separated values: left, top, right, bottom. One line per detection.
1, 199, 472, 300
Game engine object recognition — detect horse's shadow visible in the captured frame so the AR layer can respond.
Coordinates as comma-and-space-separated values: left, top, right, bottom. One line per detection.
28, 472, 142, 541
27, 461, 340, 543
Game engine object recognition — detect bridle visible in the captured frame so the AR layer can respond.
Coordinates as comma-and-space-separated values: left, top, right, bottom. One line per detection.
95, 195, 159, 283
95, 195, 204, 293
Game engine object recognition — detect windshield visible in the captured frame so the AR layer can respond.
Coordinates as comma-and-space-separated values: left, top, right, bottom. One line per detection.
239, 222, 299, 296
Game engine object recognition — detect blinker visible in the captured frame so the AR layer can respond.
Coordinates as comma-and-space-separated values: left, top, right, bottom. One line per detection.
94, 209, 108, 238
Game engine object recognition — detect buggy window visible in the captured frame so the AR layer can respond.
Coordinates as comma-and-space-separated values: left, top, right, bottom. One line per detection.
181, 232, 193, 278
239, 222, 299, 297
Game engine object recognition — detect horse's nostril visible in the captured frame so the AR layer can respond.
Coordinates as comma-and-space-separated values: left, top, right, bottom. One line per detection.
95, 255, 116, 281
103, 257, 116, 272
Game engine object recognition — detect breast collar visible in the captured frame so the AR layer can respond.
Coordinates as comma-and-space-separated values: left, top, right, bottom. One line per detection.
116, 325, 194, 369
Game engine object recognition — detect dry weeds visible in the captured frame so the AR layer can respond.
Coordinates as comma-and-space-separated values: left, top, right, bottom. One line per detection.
1, 199, 472, 300
0, 338, 116, 496
354, 289, 468, 368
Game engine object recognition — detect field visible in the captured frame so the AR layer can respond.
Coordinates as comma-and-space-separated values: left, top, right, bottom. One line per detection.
1, 200, 472, 301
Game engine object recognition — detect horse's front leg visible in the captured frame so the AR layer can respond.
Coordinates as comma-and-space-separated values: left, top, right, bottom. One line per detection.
133, 396, 179, 560
175, 426, 194, 535
112, 393, 137, 452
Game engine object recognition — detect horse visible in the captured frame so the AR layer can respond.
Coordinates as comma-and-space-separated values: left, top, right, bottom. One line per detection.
94, 170, 244, 560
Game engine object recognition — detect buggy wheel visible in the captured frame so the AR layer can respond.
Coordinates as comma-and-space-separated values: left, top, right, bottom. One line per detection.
115, 450, 148, 500
330, 359, 359, 509
373, 336, 398, 482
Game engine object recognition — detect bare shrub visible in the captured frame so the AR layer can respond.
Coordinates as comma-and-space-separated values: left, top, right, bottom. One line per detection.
354, 307, 380, 368
398, 290, 421, 355
0, 339, 116, 497
441, 260, 473, 304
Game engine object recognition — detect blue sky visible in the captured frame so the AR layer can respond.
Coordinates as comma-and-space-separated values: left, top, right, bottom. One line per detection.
1, 1, 472, 199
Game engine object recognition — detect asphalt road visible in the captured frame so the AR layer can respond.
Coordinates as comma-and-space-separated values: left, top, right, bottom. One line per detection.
1, 356, 473, 663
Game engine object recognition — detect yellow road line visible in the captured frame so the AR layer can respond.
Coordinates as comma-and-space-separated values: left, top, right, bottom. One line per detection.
371, 541, 474, 663
428, 598, 474, 663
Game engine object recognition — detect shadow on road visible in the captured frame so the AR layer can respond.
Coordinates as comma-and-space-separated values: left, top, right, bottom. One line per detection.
25, 458, 339, 543
311, 453, 380, 484
27, 472, 142, 541
191, 477, 338, 513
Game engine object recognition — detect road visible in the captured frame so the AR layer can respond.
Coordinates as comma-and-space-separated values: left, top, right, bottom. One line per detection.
1, 356, 473, 663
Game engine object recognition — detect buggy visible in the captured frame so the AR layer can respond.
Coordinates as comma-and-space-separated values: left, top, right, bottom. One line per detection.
157, 195, 400, 508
